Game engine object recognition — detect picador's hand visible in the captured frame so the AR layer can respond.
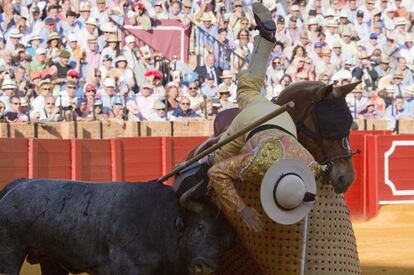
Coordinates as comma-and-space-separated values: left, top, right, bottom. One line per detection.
238, 206, 264, 232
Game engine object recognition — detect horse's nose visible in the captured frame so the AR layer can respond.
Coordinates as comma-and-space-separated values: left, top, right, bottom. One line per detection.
333, 174, 354, 193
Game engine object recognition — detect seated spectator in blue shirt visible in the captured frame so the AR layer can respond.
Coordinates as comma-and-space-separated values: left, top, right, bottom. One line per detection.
403, 86, 414, 116
171, 96, 200, 119
385, 96, 413, 130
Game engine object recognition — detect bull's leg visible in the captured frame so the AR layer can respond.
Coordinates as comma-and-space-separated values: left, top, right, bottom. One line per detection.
0, 244, 27, 275
39, 260, 69, 275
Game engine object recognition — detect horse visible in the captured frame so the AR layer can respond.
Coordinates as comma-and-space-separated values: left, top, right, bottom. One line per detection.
182, 80, 361, 274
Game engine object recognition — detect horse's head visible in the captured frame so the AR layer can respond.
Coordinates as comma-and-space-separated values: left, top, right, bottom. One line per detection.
276, 81, 360, 193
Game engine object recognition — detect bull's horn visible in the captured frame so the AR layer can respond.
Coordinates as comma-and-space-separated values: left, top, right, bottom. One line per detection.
180, 181, 204, 213
334, 80, 362, 97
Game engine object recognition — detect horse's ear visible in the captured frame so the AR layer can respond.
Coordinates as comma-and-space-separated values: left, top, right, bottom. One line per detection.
316, 84, 333, 101
335, 81, 362, 97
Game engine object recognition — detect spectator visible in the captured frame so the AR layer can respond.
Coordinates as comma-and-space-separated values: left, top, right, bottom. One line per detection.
385, 96, 413, 130
352, 50, 379, 92
122, 35, 139, 70
5, 95, 28, 123
134, 2, 152, 30
97, 77, 116, 114
347, 84, 369, 117
0, 77, 18, 111
217, 85, 237, 110
195, 54, 222, 86
403, 86, 414, 115
172, 96, 200, 119
39, 95, 60, 121
31, 79, 53, 120
201, 74, 218, 98
114, 55, 135, 89
46, 32, 62, 62
396, 57, 413, 86
161, 82, 180, 112
28, 48, 48, 77
56, 79, 78, 111
127, 82, 158, 121
187, 81, 204, 113
100, 35, 120, 66
147, 101, 167, 121
93, 98, 108, 121
358, 100, 382, 119
53, 50, 73, 84
109, 95, 125, 120
375, 55, 393, 78
218, 70, 237, 101
391, 71, 406, 98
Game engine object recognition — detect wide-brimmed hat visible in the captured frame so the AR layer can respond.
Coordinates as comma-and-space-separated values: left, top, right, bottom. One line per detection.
79, 2, 91, 12
220, 70, 233, 79
107, 34, 119, 43
218, 85, 230, 94
115, 55, 127, 63
1, 78, 17, 90
357, 50, 371, 59
405, 86, 414, 95
38, 79, 52, 88
153, 101, 166, 109
100, 22, 116, 33
85, 17, 97, 26
28, 34, 43, 43
200, 12, 214, 21
48, 32, 60, 42
9, 30, 23, 39
260, 159, 316, 225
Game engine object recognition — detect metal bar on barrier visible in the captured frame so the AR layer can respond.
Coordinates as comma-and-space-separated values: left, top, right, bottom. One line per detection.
158, 101, 295, 182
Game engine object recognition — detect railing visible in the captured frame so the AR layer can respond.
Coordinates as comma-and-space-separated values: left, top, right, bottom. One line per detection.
189, 22, 246, 70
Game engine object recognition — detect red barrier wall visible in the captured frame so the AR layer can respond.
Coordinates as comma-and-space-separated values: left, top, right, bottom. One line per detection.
1, 132, 412, 220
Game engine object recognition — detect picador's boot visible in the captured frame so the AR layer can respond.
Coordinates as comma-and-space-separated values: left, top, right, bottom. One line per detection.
248, 3, 276, 79
252, 2, 276, 42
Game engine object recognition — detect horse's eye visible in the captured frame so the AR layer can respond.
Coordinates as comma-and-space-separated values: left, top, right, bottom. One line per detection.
197, 223, 204, 232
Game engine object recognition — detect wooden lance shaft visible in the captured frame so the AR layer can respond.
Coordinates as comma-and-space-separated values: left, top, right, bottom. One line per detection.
158, 101, 295, 182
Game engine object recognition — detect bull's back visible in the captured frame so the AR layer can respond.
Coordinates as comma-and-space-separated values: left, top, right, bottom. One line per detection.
0, 179, 179, 269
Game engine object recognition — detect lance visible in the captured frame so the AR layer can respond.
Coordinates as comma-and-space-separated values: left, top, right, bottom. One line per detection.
158, 101, 295, 182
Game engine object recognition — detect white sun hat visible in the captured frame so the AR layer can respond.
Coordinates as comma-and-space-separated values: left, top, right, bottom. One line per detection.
260, 159, 317, 225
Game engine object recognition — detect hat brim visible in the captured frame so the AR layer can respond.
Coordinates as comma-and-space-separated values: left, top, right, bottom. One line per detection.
260, 159, 316, 225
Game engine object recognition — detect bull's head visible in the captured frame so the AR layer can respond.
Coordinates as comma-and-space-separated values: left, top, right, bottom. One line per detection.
178, 182, 235, 275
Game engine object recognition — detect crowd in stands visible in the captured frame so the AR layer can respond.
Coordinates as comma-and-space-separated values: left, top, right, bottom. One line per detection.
1, 0, 414, 130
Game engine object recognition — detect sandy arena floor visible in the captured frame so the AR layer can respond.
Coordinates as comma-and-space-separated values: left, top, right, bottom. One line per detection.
20, 204, 414, 275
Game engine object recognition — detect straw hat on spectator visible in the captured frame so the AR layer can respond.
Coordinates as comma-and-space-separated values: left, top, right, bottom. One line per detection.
9, 30, 23, 39
48, 32, 60, 42
324, 8, 336, 17
200, 12, 214, 22
153, 101, 166, 110
107, 34, 119, 43
405, 33, 413, 43
38, 79, 52, 88
87, 35, 98, 44
262, 0, 276, 11
104, 77, 116, 87
79, 2, 91, 12
342, 28, 352, 37
326, 19, 338, 28
393, 71, 403, 79
220, 70, 234, 79
68, 33, 78, 43
380, 55, 390, 64
36, 47, 47, 55
218, 85, 230, 94
125, 35, 135, 44
115, 55, 127, 63
28, 34, 43, 43
20, 97, 28, 107
339, 10, 348, 18
320, 47, 332, 57
96, 0, 106, 4
357, 50, 371, 60
1, 78, 17, 90
306, 18, 319, 26
100, 22, 116, 33
395, 17, 407, 26
332, 40, 342, 48
85, 17, 97, 26
405, 86, 414, 95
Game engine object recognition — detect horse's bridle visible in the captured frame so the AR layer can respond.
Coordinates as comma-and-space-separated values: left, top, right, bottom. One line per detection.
296, 100, 360, 179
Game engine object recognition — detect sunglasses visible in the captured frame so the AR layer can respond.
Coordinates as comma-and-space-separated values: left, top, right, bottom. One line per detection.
12, 102, 21, 105
181, 102, 190, 105
189, 87, 197, 90
67, 86, 76, 89
43, 88, 51, 91
46, 102, 55, 105
95, 75, 101, 77
273, 62, 280, 64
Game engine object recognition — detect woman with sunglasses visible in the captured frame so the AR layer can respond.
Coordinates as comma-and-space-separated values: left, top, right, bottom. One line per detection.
5, 96, 28, 123
30, 79, 53, 120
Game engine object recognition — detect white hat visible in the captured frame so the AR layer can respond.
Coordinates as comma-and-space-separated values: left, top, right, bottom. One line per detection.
1, 78, 17, 90
220, 70, 234, 79
79, 2, 91, 12
9, 30, 23, 39
85, 17, 97, 26
200, 12, 214, 21
20, 97, 28, 106
395, 17, 407, 26
100, 22, 117, 33
260, 159, 316, 225
68, 33, 78, 42
36, 47, 47, 55
125, 35, 135, 44
115, 55, 127, 63
103, 77, 115, 87
324, 8, 336, 17
28, 34, 43, 43
291, 4, 300, 11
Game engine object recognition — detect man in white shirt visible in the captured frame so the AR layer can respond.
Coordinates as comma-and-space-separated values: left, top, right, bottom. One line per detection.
31, 79, 53, 120
127, 82, 158, 121
97, 77, 116, 114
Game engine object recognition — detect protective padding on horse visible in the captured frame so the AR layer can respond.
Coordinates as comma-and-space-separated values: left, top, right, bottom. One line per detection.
215, 183, 361, 275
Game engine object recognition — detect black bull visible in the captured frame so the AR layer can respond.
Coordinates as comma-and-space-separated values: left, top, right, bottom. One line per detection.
0, 178, 234, 275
